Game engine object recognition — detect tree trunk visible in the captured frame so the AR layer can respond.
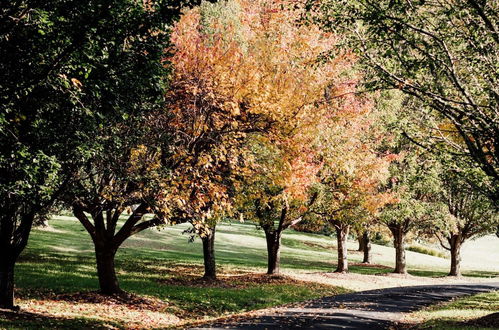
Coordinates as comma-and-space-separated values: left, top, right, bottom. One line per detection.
448, 235, 462, 276
95, 245, 120, 294
201, 227, 217, 280
0, 212, 34, 310
390, 225, 407, 274
362, 230, 372, 264
265, 229, 282, 275
335, 225, 349, 273
357, 234, 365, 252
0, 257, 15, 310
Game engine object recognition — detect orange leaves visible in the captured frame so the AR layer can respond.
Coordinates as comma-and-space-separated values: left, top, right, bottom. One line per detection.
160, 0, 381, 231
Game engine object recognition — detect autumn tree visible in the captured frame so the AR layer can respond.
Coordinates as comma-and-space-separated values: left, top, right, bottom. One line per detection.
160, 0, 274, 280
315, 0, 499, 201
168, 0, 346, 277
238, 137, 321, 275
313, 99, 394, 273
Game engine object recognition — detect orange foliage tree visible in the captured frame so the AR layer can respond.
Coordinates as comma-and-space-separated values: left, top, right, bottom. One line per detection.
311, 99, 395, 273
155, 0, 342, 279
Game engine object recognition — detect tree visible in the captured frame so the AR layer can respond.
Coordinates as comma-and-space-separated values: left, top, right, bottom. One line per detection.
426, 165, 499, 276
0, 0, 187, 308
360, 230, 372, 264
171, 0, 346, 277
379, 146, 446, 274
313, 100, 394, 273
316, 0, 499, 201
239, 137, 321, 275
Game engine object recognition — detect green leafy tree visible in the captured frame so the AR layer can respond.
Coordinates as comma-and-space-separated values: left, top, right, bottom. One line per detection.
0, 0, 189, 304
424, 163, 499, 276
379, 145, 446, 274
316, 0, 499, 201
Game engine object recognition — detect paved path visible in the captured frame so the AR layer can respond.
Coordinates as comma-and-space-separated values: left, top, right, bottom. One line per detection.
194, 282, 499, 329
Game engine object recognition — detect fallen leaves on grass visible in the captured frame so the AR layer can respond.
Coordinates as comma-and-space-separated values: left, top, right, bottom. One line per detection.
15, 291, 179, 329
158, 272, 303, 289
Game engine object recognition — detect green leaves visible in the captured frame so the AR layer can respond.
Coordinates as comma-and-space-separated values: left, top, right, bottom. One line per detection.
315, 0, 499, 201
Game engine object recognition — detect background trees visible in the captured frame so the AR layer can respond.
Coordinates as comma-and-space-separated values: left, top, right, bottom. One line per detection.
379, 145, 446, 274
312, 97, 394, 273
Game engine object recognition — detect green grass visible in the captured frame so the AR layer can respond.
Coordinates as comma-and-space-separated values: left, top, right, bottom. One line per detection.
407, 244, 448, 259
3, 215, 498, 328
4, 216, 352, 328
409, 291, 499, 329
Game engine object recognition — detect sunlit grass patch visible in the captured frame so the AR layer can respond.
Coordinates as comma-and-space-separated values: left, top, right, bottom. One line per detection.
407, 291, 499, 329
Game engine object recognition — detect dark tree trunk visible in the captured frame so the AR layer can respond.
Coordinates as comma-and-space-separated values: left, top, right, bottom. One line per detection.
357, 234, 365, 252
264, 229, 282, 275
0, 256, 15, 309
201, 227, 217, 280
390, 224, 407, 274
362, 230, 372, 264
72, 203, 160, 294
448, 235, 462, 276
335, 224, 349, 273
0, 212, 34, 310
95, 245, 120, 294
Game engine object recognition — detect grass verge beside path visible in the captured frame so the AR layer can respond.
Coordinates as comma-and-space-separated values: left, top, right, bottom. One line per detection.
405, 291, 499, 329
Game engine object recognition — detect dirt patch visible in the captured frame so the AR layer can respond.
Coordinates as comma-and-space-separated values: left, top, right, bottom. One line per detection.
350, 262, 392, 270
303, 241, 335, 250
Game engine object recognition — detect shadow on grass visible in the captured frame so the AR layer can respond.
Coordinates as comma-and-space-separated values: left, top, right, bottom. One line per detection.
0, 309, 121, 330
15, 251, 348, 320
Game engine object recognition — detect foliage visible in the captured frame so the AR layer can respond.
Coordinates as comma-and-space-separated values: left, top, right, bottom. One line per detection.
165, 0, 349, 238
0, 0, 191, 306
378, 142, 447, 232
420, 159, 499, 256
312, 97, 395, 232
314, 0, 499, 201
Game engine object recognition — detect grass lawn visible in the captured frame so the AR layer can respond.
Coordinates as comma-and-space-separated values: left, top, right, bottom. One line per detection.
1, 215, 498, 328
406, 291, 499, 329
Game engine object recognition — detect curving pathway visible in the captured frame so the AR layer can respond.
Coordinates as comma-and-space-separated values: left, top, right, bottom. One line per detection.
193, 282, 499, 329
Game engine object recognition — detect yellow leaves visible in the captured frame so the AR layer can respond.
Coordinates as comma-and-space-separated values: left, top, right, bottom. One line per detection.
225, 101, 240, 116
161, 0, 376, 229
71, 78, 82, 89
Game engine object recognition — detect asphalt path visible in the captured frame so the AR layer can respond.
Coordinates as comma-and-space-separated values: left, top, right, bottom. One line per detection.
193, 282, 499, 329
